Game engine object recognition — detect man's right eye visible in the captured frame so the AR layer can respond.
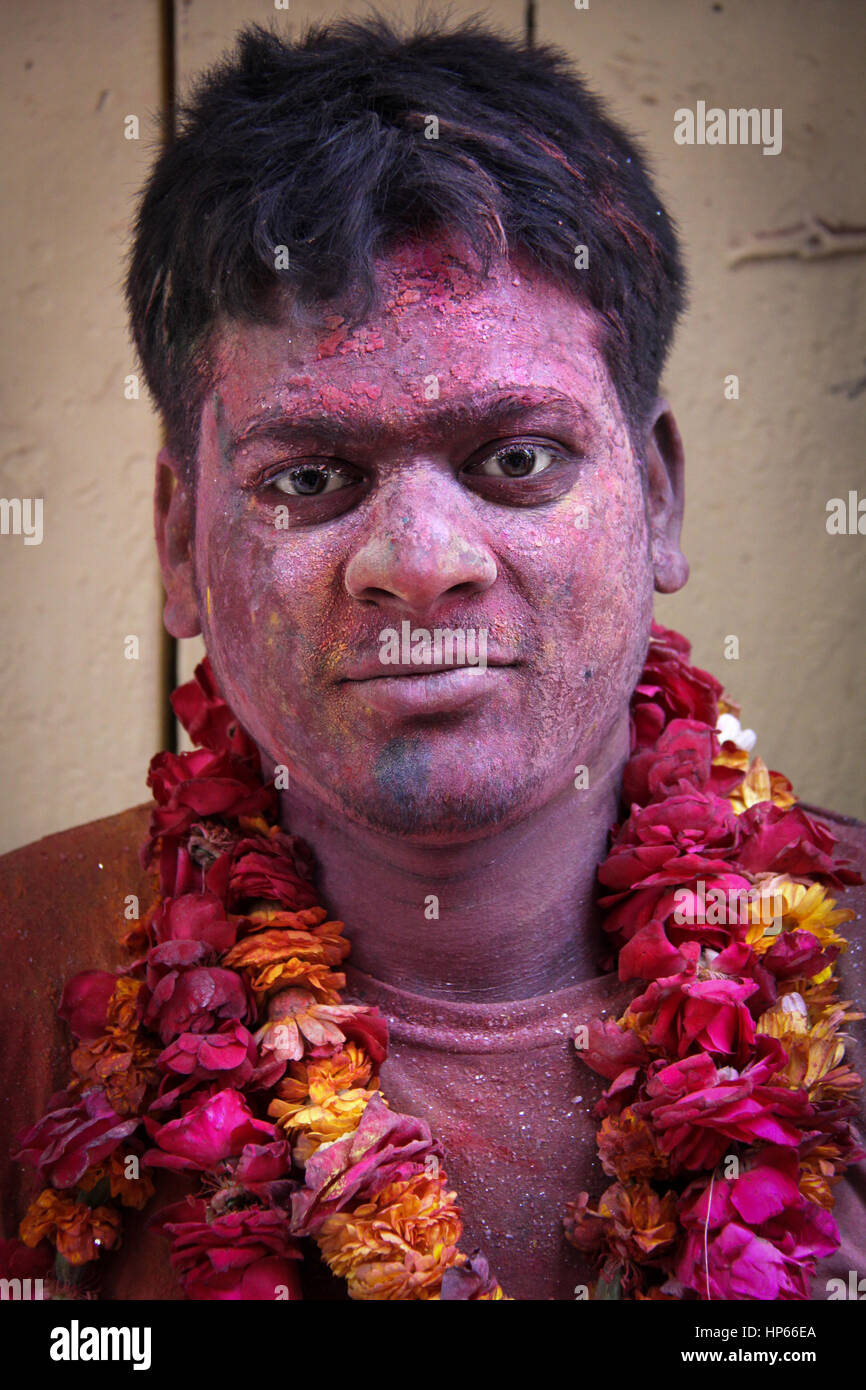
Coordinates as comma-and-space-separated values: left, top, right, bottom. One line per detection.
273, 463, 355, 496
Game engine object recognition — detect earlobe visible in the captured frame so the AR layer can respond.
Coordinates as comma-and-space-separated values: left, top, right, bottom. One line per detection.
154, 447, 202, 639
644, 401, 689, 595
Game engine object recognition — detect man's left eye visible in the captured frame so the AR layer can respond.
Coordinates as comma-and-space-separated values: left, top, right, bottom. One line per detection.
273, 464, 353, 496
467, 444, 557, 479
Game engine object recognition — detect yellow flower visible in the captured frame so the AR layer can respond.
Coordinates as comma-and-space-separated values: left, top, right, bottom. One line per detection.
756, 993, 862, 1100
724, 756, 796, 814
275, 1043, 376, 1102
744, 875, 854, 954
316, 1171, 464, 1300
798, 1142, 851, 1209
269, 1085, 379, 1163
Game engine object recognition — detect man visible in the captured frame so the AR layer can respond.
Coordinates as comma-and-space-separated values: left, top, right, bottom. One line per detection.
1, 16, 864, 1301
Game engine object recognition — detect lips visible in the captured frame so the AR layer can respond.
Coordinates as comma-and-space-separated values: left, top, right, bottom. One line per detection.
339, 661, 517, 716
338, 647, 518, 681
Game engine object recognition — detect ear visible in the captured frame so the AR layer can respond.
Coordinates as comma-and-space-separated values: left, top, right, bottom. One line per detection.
643, 399, 689, 594
154, 446, 201, 638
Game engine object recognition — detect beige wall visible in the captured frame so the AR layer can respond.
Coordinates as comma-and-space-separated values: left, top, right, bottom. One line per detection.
2, 0, 863, 853
537, 0, 866, 818
0, 0, 165, 853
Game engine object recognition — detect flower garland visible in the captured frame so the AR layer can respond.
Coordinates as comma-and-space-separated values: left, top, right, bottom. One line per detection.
6, 624, 863, 1300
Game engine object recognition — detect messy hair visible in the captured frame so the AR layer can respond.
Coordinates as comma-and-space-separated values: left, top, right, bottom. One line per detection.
126, 12, 686, 463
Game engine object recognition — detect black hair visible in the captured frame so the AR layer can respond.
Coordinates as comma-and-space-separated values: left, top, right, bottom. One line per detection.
126, 11, 686, 462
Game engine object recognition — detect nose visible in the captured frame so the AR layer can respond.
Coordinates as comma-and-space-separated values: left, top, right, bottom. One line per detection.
344, 467, 497, 617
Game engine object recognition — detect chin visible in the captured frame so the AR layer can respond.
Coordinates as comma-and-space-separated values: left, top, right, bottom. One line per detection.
329, 747, 552, 842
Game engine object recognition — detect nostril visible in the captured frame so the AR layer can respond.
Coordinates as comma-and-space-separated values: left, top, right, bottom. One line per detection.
356, 587, 398, 606
445, 580, 482, 600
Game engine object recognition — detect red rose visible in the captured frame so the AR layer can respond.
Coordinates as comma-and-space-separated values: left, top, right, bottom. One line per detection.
171, 658, 259, 761
580, 1017, 651, 1083
634, 1041, 810, 1172
762, 929, 838, 981
14, 1087, 139, 1189
144, 961, 250, 1046
623, 718, 743, 807
234, 1140, 295, 1204
150, 893, 238, 953
604, 873, 758, 962
736, 802, 862, 888
144, 1088, 276, 1173
58, 971, 119, 1042
618, 920, 690, 983
599, 791, 741, 893
0, 1236, 54, 1282
227, 831, 319, 912
630, 624, 723, 752
153, 1197, 302, 1300
628, 955, 758, 1064
157, 1023, 258, 1084
142, 748, 277, 868
676, 1149, 839, 1299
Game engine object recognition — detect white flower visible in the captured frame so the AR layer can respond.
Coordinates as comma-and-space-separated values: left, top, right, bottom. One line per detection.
716, 712, 756, 752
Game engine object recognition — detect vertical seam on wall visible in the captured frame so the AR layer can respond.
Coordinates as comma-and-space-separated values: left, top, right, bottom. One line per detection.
526, 0, 536, 47
158, 0, 178, 753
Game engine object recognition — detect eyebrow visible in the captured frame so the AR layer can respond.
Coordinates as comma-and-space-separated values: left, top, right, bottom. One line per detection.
226, 388, 594, 458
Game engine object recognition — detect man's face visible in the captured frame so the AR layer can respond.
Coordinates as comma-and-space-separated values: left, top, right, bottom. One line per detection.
161, 239, 682, 841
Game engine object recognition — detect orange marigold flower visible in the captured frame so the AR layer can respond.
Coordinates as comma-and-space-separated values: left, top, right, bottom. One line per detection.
222, 926, 347, 1000
272, 1086, 380, 1164
565, 1181, 678, 1266
68, 976, 158, 1115
107, 1150, 155, 1209
250, 958, 344, 1001
20, 1189, 121, 1266
597, 1109, 668, 1181
713, 744, 749, 777
798, 1141, 854, 1209
106, 977, 147, 1033
316, 1171, 463, 1300
223, 922, 348, 969
235, 812, 274, 836
717, 693, 742, 718
70, 1034, 158, 1116
242, 905, 333, 935
77, 1151, 154, 1209
275, 1044, 376, 1106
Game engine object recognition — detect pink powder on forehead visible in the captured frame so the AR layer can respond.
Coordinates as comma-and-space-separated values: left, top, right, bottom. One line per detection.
311, 234, 497, 363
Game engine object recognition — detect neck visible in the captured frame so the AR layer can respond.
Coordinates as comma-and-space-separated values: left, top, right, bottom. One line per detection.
272, 723, 628, 1003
